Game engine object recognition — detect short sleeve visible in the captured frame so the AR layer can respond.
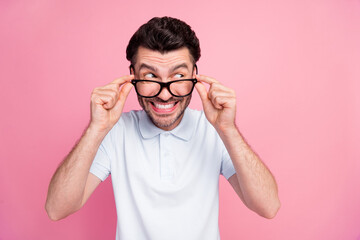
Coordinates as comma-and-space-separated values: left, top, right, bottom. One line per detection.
90, 139, 111, 182
220, 146, 236, 180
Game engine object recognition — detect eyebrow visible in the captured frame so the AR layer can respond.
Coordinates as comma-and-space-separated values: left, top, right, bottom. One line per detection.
137, 63, 190, 74
138, 63, 158, 72
169, 63, 190, 73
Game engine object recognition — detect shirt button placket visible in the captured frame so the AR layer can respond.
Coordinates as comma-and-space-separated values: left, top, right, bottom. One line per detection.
160, 132, 174, 180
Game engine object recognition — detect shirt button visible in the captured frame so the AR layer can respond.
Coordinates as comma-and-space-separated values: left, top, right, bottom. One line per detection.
164, 132, 170, 137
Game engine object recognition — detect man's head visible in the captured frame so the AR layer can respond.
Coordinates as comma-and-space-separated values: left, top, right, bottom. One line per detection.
126, 17, 201, 131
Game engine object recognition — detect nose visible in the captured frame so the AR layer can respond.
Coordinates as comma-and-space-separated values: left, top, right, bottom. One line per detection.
157, 86, 172, 101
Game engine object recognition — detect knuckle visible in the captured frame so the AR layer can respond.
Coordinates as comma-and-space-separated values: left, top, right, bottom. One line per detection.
111, 93, 119, 102
213, 95, 220, 104
111, 89, 118, 97
214, 95, 222, 101
90, 91, 98, 100
212, 83, 219, 89
92, 87, 99, 94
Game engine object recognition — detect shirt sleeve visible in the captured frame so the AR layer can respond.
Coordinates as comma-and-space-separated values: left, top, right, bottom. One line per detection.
220, 144, 236, 180
89, 137, 111, 182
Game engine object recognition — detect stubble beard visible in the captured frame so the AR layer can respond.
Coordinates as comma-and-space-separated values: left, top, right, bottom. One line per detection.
138, 95, 192, 130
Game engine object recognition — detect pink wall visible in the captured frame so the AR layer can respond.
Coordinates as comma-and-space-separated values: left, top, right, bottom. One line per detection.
1, 0, 359, 239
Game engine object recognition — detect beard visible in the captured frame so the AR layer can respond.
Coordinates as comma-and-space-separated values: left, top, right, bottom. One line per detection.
138, 95, 192, 130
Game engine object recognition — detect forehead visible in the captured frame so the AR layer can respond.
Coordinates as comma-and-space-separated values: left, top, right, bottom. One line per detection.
134, 46, 193, 71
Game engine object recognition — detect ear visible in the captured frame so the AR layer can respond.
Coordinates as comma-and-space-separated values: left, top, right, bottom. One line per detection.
193, 64, 198, 78
129, 65, 135, 75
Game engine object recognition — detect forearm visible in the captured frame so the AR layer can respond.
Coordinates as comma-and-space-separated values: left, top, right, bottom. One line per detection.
218, 126, 280, 218
45, 125, 106, 220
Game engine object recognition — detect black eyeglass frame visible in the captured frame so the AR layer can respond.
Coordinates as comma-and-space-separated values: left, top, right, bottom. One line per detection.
131, 79, 198, 98
129, 64, 199, 98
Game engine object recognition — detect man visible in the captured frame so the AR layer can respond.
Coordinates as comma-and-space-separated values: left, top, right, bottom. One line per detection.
45, 17, 280, 239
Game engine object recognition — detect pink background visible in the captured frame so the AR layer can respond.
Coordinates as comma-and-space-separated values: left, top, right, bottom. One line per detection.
1, 0, 359, 239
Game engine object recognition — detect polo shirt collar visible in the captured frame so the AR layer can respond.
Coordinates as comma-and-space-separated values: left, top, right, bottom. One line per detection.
139, 108, 195, 141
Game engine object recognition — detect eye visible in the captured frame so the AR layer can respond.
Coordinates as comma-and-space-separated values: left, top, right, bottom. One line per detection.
144, 73, 156, 79
174, 73, 184, 79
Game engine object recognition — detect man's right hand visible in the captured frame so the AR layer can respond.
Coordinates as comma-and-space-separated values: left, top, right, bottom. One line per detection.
90, 75, 134, 132
45, 75, 134, 221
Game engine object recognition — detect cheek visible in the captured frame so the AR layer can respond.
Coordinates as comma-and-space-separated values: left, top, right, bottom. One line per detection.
177, 96, 191, 109
137, 96, 146, 108
183, 95, 192, 105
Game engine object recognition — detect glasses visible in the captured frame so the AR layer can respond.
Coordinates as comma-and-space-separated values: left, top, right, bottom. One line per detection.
131, 79, 197, 98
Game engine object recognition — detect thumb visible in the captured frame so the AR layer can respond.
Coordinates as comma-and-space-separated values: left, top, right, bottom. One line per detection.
195, 82, 212, 110
113, 82, 133, 113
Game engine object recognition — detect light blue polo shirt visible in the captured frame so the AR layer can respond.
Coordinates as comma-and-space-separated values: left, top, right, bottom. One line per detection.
90, 108, 236, 240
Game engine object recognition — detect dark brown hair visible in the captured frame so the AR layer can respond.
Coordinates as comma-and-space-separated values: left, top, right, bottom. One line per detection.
126, 17, 201, 65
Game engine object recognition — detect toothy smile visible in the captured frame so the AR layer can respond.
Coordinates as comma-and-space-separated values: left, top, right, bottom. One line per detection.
153, 102, 175, 109
150, 101, 179, 113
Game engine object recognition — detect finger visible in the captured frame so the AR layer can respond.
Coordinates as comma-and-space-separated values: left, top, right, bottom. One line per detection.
93, 93, 117, 110
211, 96, 236, 110
208, 85, 236, 102
94, 88, 119, 97
118, 82, 134, 104
209, 82, 235, 94
113, 82, 134, 112
196, 74, 219, 85
98, 75, 134, 91
211, 96, 223, 110
111, 74, 135, 86
92, 88, 118, 106
195, 81, 212, 108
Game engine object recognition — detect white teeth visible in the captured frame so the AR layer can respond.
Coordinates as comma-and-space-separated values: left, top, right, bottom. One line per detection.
154, 103, 175, 109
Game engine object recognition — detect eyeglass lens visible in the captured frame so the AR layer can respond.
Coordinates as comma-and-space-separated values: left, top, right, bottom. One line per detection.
135, 80, 195, 97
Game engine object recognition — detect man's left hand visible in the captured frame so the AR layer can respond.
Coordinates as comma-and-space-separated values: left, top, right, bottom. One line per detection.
195, 75, 237, 133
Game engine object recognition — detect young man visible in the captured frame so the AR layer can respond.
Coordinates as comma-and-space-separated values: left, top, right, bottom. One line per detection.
46, 17, 280, 239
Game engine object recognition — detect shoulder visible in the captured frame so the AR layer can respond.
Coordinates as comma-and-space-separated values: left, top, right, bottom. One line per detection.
107, 110, 144, 135
119, 110, 145, 125
187, 108, 227, 153
99, 111, 144, 148
186, 108, 206, 122
186, 108, 216, 134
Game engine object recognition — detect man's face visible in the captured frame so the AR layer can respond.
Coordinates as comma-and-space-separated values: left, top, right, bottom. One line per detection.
133, 46, 196, 131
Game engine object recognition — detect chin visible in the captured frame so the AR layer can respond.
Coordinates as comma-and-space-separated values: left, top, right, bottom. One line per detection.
138, 95, 191, 130
153, 114, 180, 129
